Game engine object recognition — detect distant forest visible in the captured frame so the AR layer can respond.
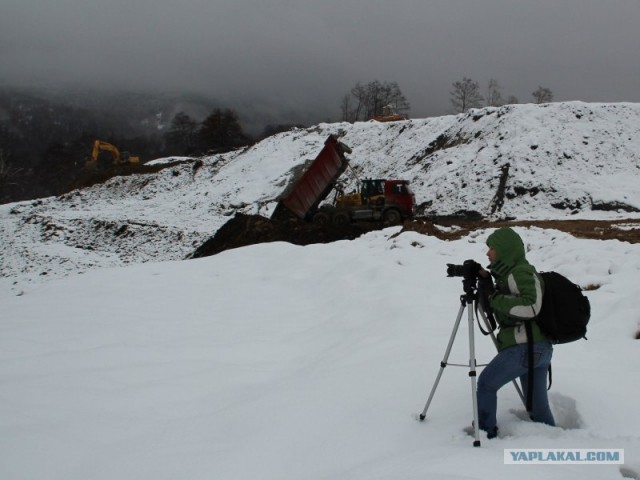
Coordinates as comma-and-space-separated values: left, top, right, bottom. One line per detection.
0, 88, 304, 203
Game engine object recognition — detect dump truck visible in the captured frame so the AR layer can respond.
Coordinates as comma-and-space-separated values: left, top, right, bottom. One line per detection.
271, 135, 415, 225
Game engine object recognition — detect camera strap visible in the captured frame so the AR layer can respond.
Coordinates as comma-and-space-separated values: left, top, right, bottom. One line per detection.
475, 297, 497, 335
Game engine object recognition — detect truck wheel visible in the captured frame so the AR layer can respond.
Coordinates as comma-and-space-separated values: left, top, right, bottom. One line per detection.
312, 212, 330, 224
383, 208, 401, 225
332, 211, 350, 226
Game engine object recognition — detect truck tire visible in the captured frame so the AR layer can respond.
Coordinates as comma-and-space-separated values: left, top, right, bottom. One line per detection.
332, 211, 350, 226
312, 211, 330, 224
383, 208, 402, 225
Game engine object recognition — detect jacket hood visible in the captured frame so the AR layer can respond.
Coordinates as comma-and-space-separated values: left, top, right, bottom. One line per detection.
486, 227, 527, 276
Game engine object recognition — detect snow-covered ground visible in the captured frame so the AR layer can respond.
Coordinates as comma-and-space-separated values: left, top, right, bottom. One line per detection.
1, 226, 639, 479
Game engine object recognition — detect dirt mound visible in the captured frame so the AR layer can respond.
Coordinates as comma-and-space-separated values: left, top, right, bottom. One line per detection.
190, 214, 640, 258
190, 213, 381, 258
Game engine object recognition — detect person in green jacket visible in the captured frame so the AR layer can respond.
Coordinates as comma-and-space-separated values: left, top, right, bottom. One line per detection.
476, 227, 555, 439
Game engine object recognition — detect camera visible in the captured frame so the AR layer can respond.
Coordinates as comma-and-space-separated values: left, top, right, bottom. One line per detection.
446, 259, 482, 280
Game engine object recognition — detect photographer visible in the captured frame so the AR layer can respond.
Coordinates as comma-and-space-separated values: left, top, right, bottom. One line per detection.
476, 227, 555, 439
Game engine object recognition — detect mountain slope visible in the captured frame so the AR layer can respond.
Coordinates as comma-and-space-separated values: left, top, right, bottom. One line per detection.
2, 101, 640, 288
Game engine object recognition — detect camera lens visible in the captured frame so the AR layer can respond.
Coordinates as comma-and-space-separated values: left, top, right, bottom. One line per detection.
446, 260, 480, 279
446, 263, 464, 277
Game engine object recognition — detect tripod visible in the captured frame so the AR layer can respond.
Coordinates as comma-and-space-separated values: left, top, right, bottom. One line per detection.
418, 276, 525, 447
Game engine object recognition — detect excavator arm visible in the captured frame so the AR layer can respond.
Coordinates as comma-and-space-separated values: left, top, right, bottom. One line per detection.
93, 140, 120, 161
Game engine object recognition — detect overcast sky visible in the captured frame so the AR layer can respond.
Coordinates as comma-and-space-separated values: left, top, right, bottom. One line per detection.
2, 0, 639, 124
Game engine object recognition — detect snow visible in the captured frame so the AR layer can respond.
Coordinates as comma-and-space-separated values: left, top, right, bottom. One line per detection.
1, 102, 640, 478
1, 227, 639, 479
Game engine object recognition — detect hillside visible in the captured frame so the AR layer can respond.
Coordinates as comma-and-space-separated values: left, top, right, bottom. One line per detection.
2, 101, 640, 290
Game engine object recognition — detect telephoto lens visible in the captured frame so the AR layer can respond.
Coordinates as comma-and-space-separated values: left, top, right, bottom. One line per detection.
446, 263, 465, 277
446, 260, 481, 279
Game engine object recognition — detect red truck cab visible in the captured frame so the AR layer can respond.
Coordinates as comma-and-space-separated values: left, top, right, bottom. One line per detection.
381, 179, 416, 217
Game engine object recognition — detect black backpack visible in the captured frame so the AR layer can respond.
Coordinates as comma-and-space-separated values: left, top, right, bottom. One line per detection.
536, 271, 591, 344
522, 271, 591, 412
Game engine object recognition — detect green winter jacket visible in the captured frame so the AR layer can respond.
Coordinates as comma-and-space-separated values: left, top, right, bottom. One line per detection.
486, 227, 549, 350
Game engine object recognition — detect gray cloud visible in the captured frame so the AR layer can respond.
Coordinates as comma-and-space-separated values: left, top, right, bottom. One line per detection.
2, 0, 639, 123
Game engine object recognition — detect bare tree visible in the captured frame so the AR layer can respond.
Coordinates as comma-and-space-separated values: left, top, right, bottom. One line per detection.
380, 81, 410, 117
505, 95, 520, 105
348, 82, 368, 122
0, 149, 22, 203
486, 79, 504, 107
532, 86, 554, 104
340, 94, 352, 122
199, 108, 248, 153
342, 80, 411, 122
450, 77, 484, 113
367, 81, 388, 119
165, 112, 199, 154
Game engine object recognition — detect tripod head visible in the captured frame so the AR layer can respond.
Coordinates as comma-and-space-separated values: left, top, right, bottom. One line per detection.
461, 276, 479, 301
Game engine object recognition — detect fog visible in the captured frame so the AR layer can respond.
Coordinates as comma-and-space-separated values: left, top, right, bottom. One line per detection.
2, 0, 640, 123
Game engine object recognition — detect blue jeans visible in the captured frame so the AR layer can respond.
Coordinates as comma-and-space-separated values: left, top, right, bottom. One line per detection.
477, 342, 555, 434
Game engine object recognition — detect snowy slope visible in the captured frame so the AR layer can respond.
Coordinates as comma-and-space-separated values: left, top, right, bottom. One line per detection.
2, 101, 640, 289
1, 227, 639, 479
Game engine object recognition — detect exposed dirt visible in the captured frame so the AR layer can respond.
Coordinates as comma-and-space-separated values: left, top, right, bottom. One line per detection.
190, 214, 640, 258
190, 214, 381, 258
401, 218, 640, 243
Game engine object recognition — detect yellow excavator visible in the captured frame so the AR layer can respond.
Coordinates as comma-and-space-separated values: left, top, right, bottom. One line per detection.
85, 140, 140, 169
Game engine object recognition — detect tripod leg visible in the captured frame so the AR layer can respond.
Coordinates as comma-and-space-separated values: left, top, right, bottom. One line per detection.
419, 302, 466, 421
467, 300, 481, 447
